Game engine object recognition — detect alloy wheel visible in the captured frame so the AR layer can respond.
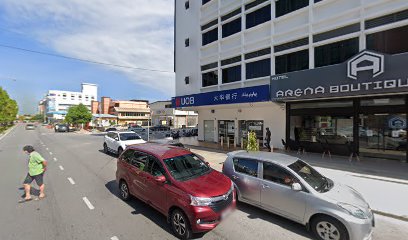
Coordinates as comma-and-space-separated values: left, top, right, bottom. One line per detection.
120, 182, 129, 200
173, 212, 186, 236
316, 221, 340, 240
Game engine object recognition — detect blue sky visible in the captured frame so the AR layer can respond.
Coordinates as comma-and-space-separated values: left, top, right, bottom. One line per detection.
0, 1, 175, 114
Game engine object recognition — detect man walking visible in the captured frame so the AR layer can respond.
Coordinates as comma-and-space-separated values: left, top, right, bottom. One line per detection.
19, 145, 47, 203
265, 127, 272, 152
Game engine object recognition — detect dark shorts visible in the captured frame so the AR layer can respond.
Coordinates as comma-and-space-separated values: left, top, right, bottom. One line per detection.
23, 173, 44, 186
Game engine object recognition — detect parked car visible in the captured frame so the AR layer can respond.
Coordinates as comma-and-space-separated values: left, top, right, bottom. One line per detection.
105, 127, 117, 132
128, 125, 143, 131
25, 124, 35, 130
54, 124, 69, 132
104, 131, 145, 156
150, 125, 170, 132
222, 151, 374, 240
116, 144, 236, 239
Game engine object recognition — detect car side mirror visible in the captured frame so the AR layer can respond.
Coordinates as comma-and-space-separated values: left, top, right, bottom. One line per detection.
155, 175, 166, 184
291, 183, 302, 191
205, 162, 210, 166
114, 137, 119, 141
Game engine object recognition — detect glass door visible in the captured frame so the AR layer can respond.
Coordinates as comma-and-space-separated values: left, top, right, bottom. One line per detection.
359, 114, 407, 161
218, 120, 235, 144
204, 120, 214, 142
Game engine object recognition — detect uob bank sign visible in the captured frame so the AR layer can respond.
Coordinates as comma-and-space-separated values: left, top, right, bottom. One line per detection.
270, 50, 408, 101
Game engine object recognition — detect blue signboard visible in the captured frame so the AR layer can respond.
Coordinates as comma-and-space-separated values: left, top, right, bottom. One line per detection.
172, 85, 270, 108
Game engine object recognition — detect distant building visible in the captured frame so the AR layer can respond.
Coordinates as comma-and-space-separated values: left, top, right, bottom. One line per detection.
40, 83, 97, 122
150, 101, 198, 128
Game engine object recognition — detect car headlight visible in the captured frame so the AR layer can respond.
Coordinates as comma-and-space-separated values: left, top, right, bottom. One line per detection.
338, 203, 368, 219
190, 195, 213, 206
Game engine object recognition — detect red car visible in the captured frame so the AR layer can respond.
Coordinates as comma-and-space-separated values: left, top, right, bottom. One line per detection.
116, 143, 236, 239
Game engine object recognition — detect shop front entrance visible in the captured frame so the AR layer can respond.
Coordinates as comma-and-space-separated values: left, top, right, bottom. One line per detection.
218, 120, 235, 144
204, 120, 215, 142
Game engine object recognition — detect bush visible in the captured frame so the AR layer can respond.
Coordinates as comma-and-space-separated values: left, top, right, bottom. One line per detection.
246, 131, 259, 151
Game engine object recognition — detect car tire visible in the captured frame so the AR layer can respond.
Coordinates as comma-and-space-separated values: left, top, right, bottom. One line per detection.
103, 143, 108, 154
117, 147, 123, 157
170, 209, 192, 240
119, 180, 131, 201
311, 215, 349, 240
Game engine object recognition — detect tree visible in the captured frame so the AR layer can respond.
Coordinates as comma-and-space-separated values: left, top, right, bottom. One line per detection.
246, 131, 259, 151
65, 104, 92, 128
0, 87, 18, 125
30, 114, 44, 122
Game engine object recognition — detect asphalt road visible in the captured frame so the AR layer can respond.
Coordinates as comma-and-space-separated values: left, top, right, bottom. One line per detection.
0, 124, 407, 240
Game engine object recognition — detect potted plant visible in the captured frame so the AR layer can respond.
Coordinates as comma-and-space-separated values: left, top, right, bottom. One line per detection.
246, 131, 259, 151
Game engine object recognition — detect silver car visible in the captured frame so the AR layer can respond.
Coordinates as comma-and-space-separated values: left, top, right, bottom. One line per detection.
222, 151, 374, 240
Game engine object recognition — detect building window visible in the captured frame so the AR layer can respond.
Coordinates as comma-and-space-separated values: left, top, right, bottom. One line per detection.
246, 58, 271, 79
185, 38, 190, 47
202, 0, 211, 5
366, 25, 408, 55
185, 1, 189, 9
62, 93, 67, 99
315, 38, 359, 68
222, 18, 241, 38
202, 28, 218, 46
184, 76, 190, 85
246, 4, 271, 29
202, 70, 218, 87
222, 65, 241, 84
276, 0, 309, 18
71, 95, 75, 100
78, 95, 82, 99
275, 50, 309, 74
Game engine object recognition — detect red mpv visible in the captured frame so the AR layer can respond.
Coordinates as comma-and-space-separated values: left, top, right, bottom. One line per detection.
116, 143, 236, 239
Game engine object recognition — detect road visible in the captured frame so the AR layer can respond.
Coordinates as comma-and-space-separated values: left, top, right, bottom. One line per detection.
0, 124, 407, 240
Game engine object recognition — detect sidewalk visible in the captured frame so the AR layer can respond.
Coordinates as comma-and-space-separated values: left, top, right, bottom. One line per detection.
181, 137, 408, 221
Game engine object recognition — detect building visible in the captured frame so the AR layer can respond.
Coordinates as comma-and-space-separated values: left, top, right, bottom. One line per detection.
42, 83, 98, 122
174, 0, 408, 162
150, 101, 198, 128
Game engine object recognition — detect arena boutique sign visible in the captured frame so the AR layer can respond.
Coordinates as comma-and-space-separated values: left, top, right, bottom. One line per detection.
270, 51, 408, 101
172, 85, 270, 108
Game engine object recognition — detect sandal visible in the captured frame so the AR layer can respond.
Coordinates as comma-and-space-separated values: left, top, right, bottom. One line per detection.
18, 198, 33, 203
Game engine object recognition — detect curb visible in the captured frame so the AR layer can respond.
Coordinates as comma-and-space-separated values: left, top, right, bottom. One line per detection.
373, 210, 408, 222
0, 125, 17, 142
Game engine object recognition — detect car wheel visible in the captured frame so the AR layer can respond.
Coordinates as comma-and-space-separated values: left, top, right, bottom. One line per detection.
311, 215, 349, 240
119, 180, 130, 201
103, 143, 108, 153
171, 209, 192, 240
117, 147, 123, 157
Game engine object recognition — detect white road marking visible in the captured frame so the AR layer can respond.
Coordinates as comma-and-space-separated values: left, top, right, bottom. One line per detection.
67, 177, 75, 185
46, 148, 49, 150
82, 197, 95, 210
0, 125, 16, 142
59, 165, 64, 171
53, 157, 57, 162
49, 152, 53, 155
111, 237, 119, 240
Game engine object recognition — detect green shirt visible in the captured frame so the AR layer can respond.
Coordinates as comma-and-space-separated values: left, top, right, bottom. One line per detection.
28, 152, 45, 176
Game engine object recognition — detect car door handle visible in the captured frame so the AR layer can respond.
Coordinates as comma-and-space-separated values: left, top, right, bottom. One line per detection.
262, 184, 270, 189
232, 175, 239, 180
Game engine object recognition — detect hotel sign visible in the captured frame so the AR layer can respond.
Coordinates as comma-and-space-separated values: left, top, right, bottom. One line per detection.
172, 85, 270, 108
270, 51, 408, 101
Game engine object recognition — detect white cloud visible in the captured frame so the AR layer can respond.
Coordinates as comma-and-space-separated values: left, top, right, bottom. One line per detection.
1, 0, 175, 95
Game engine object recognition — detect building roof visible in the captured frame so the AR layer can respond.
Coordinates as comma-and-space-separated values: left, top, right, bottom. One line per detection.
228, 151, 299, 166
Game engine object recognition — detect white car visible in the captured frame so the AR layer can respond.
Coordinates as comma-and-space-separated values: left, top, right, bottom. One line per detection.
103, 131, 146, 156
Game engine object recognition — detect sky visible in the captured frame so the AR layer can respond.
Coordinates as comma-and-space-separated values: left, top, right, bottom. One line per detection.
0, 0, 175, 114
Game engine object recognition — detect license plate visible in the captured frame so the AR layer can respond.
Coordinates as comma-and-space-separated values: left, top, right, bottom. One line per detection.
221, 208, 233, 220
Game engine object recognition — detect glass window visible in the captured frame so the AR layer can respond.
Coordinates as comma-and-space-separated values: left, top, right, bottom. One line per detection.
130, 152, 148, 170
367, 25, 408, 54
222, 18, 241, 38
361, 98, 405, 107
291, 100, 353, 109
233, 158, 258, 177
202, 0, 211, 5
239, 120, 264, 145
202, 28, 218, 46
315, 38, 359, 67
263, 162, 297, 187
246, 5, 271, 29
149, 161, 165, 177
246, 58, 270, 79
164, 154, 211, 181
202, 70, 218, 87
275, 49, 309, 74
121, 149, 134, 163
222, 65, 241, 83
276, 0, 309, 18
288, 160, 332, 192
119, 132, 142, 141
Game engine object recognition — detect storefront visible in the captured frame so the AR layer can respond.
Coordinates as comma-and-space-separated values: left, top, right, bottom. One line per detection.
173, 85, 284, 148
271, 50, 408, 162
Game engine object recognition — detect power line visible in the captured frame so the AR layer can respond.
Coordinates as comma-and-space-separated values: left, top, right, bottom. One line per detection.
0, 43, 174, 73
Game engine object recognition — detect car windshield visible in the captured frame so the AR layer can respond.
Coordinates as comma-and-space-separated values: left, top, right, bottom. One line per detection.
288, 160, 332, 193
119, 133, 141, 141
164, 154, 211, 181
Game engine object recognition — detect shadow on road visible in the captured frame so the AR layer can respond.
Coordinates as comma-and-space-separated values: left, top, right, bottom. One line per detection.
236, 201, 312, 239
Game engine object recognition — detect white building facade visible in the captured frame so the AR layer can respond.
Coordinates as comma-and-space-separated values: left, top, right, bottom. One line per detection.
174, 0, 408, 162
44, 83, 98, 122
150, 101, 198, 128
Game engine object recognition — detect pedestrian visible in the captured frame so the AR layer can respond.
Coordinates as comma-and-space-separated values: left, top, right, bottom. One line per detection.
265, 127, 272, 152
19, 145, 47, 203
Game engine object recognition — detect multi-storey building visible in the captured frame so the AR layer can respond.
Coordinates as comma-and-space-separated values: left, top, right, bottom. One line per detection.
174, 0, 408, 162
150, 101, 198, 128
43, 83, 97, 122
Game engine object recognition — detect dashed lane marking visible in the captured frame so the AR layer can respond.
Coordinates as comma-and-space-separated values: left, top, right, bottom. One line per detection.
67, 177, 75, 185
59, 165, 64, 171
53, 157, 57, 162
111, 237, 119, 240
82, 197, 95, 210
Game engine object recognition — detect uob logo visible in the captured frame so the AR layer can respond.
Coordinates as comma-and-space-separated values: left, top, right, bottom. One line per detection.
347, 51, 384, 80
177, 97, 194, 106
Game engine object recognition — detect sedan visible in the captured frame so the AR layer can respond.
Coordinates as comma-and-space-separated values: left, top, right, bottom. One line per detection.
222, 151, 374, 240
25, 124, 35, 130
